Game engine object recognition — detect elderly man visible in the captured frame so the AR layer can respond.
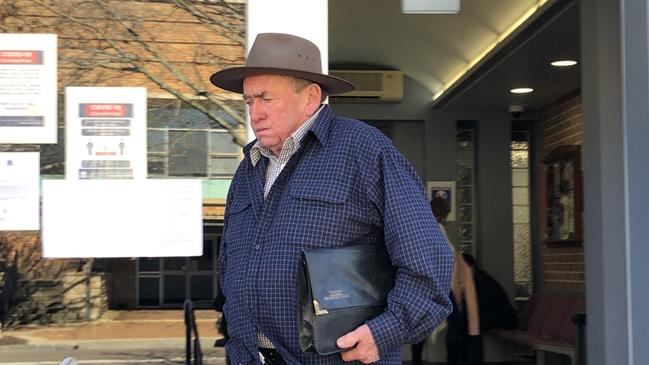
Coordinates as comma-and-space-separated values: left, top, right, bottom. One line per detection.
211, 32, 453, 365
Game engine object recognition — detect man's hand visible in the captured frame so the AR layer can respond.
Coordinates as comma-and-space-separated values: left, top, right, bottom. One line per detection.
337, 324, 380, 363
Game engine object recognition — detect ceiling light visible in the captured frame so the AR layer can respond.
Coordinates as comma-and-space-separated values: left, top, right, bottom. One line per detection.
402, 0, 460, 14
551, 60, 578, 67
432, 0, 551, 102
510, 87, 534, 94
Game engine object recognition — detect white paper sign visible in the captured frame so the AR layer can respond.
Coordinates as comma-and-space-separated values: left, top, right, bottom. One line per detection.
66, 87, 147, 180
0, 152, 40, 230
42, 179, 203, 258
0, 34, 57, 144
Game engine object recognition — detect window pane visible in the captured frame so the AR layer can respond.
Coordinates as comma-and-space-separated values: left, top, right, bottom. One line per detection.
513, 205, 530, 224
512, 187, 529, 205
458, 223, 474, 241
457, 187, 472, 204
457, 168, 473, 186
457, 204, 473, 222
138, 277, 160, 306
210, 131, 240, 154
511, 150, 529, 167
148, 130, 168, 153
148, 156, 167, 176
208, 109, 243, 129
169, 131, 207, 176
512, 169, 529, 187
190, 275, 213, 302
163, 258, 186, 271
210, 156, 239, 175
138, 258, 160, 272
456, 149, 474, 167
163, 275, 186, 304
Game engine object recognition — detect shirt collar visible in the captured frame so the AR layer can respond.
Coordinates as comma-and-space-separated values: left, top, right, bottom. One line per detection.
250, 105, 324, 166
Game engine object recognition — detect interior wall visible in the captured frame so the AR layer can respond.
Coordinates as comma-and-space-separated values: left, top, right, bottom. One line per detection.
330, 76, 432, 178
538, 91, 585, 293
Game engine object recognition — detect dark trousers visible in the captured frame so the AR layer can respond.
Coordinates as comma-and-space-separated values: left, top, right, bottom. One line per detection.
446, 335, 483, 365
411, 339, 425, 365
258, 348, 286, 365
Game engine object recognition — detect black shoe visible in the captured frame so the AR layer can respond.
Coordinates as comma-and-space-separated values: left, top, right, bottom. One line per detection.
214, 338, 228, 347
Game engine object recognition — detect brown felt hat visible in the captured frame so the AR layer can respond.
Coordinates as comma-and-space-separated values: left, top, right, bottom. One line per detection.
210, 33, 354, 95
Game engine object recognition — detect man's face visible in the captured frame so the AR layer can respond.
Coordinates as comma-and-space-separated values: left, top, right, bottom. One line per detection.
243, 75, 313, 156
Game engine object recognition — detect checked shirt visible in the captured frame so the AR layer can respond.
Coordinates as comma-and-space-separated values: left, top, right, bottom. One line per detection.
219, 105, 454, 365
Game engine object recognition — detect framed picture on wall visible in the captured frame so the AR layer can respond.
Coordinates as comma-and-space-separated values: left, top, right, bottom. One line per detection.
426, 181, 456, 221
541, 145, 583, 245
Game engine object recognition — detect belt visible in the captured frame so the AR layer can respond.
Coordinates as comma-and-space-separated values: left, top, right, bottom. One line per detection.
258, 347, 286, 365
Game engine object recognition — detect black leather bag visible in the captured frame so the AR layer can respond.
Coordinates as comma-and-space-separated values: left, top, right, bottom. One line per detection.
298, 244, 396, 355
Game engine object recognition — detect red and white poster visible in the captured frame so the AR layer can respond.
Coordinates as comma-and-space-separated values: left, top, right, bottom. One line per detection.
66, 87, 147, 180
0, 34, 57, 143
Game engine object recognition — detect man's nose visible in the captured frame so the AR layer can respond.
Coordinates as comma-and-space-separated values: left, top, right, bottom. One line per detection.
248, 102, 264, 122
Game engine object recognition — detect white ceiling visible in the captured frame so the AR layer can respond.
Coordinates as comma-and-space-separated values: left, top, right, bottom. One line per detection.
329, 0, 581, 112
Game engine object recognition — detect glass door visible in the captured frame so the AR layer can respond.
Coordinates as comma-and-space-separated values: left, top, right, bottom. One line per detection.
137, 233, 219, 308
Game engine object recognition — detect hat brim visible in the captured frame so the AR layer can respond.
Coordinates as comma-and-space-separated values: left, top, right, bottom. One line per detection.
210, 67, 355, 95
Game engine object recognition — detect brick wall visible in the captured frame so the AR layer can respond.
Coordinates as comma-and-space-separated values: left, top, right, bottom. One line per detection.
3, 0, 245, 99
538, 90, 585, 291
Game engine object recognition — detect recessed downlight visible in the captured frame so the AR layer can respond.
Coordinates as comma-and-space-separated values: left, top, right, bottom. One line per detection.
551, 60, 578, 67
510, 87, 534, 94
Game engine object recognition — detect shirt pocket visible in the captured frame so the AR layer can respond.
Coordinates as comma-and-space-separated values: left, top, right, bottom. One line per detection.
285, 179, 358, 249
289, 179, 349, 204
223, 196, 253, 255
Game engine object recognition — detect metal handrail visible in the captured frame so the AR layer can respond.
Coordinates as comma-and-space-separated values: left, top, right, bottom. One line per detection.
184, 299, 203, 365
0, 252, 18, 328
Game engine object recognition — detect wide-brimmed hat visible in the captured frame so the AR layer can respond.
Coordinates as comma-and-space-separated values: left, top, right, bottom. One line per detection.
210, 33, 354, 95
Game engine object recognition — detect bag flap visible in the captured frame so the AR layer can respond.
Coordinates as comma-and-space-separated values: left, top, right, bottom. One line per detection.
302, 244, 395, 313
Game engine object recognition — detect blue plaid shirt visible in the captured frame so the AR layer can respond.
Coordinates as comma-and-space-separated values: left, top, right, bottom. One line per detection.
219, 105, 453, 365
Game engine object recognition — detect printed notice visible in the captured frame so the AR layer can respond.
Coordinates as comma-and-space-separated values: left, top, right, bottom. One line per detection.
0, 34, 57, 143
66, 87, 147, 180
42, 179, 203, 258
0, 152, 40, 230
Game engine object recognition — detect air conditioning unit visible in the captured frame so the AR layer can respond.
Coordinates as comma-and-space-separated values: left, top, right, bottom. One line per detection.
329, 70, 403, 102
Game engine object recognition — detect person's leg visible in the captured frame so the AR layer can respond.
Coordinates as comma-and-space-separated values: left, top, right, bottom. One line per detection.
411, 339, 425, 365
446, 339, 461, 365
465, 335, 483, 365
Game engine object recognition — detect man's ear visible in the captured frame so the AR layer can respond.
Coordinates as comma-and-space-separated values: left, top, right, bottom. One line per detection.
305, 83, 322, 114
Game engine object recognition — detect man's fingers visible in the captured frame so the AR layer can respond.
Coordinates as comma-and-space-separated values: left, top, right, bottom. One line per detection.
336, 327, 360, 350
338, 324, 380, 363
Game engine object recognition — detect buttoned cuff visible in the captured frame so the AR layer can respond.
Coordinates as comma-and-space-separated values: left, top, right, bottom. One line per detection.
366, 311, 406, 357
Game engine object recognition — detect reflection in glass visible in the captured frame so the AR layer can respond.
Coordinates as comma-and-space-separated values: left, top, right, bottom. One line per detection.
511, 150, 529, 168
457, 205, 473, 222
164, 275, 186, 305
138, 258, 160, 272
210, 157, 239, 175
190, 275, 213, 302
457, 168, 473, 186
138, 277, 160, 306
511, 129, 532, 298
169, 131, 207, 176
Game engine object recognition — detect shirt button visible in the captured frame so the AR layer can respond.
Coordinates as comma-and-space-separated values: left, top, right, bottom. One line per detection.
255, 244, 260, 250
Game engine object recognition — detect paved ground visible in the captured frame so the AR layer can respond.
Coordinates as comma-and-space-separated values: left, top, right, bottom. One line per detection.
0, 310, 226, 365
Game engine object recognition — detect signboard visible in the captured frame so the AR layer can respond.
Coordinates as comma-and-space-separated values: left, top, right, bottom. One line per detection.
42, 179, 203, 258
0, 34, 57, 143
0, 152, 40, 230
66, 87, 147, 180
